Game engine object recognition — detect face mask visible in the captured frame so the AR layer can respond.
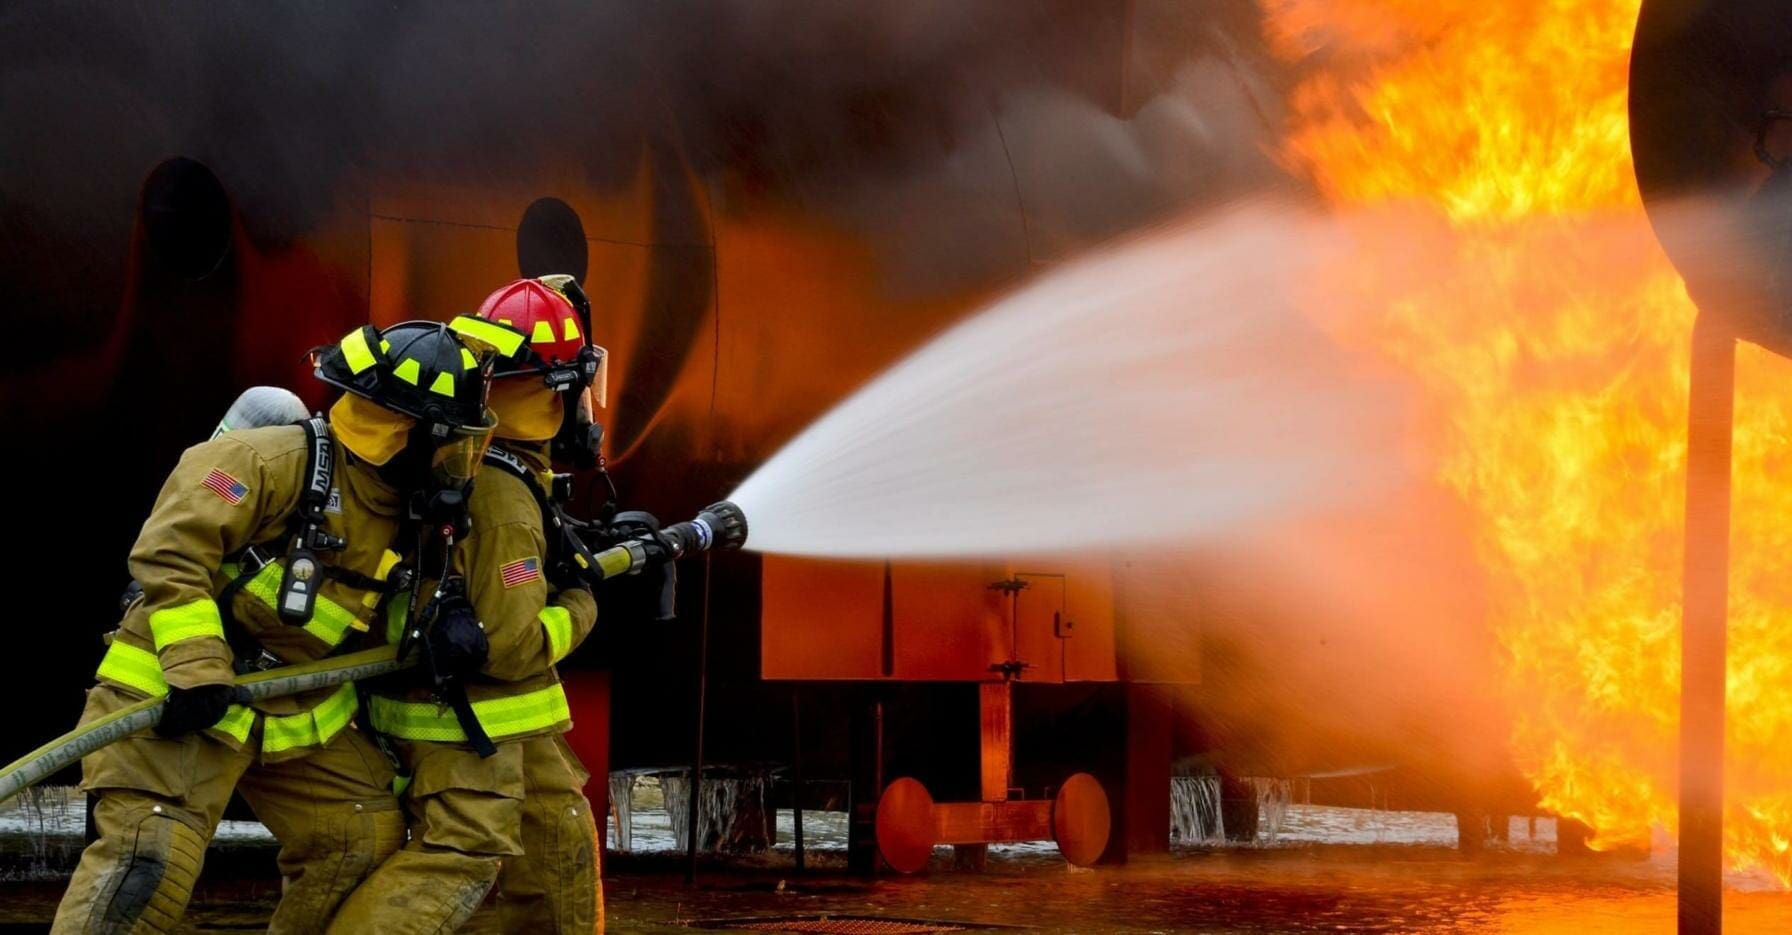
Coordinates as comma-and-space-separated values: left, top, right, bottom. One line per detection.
552, 383, 605, 468
430, 422, 496, 493
387, 409, 496, 539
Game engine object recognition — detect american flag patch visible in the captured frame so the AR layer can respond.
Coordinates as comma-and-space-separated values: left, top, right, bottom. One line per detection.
499, 557, 541, 588
201, 468, 248, 505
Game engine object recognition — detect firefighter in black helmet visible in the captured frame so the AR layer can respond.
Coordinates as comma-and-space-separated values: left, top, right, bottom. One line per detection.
53, 318, 504, 935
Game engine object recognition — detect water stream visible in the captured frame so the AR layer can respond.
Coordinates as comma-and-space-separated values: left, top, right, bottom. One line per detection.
730, 202, 1405, 560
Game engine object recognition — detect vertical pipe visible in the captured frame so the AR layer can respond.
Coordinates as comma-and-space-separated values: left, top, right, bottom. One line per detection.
846, 695, 885, 876
880, 561, 894, 677
791, 687, 805, 872
685, 554, 713, 884
1679, 312, 1734, 935
979, 682, 1013, 802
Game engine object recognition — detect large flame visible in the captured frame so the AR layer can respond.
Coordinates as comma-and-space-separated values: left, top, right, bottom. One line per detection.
1266, 0, 1792, 880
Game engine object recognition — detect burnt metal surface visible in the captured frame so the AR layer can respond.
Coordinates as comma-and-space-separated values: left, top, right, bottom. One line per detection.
1631, 0, 1792, 348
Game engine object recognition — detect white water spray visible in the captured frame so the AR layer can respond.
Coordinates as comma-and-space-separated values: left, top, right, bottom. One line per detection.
730, 200, 1406, 559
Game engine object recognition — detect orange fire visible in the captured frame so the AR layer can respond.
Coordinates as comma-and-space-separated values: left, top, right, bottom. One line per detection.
1266, 0, 1792, 880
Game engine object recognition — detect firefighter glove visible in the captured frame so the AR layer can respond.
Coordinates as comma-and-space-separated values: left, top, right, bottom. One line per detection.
156, 683, 249, 738
424, 594, 489, 683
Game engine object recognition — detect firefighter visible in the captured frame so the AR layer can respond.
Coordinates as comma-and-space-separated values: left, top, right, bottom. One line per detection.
53, 319, 502, 934
332, 280, 604, 934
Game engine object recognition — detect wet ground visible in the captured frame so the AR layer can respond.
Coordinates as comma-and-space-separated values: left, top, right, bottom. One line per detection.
609, 848, 1792, 934
5, 793, 1790, 933
5, 842, 1791, 933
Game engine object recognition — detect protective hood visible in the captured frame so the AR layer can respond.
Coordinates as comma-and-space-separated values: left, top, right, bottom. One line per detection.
488, 377, 565, 443
330, 392, 414, 466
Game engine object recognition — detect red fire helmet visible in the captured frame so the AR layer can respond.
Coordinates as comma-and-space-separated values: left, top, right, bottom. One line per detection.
477, 277, 586, 374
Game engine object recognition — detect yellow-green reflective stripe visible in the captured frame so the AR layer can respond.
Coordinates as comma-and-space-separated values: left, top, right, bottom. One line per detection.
303, 594, 364, 643
340, 327, 378, 374
237, 560, 363, 646
450, 315, 526, 357
149, 599, 225, 650
262, 683, 359, 755
237, 561, 282, 607
368, 684, 570, 742
427, 371, 455, 397
540, 606, 574, 664
95, 643, 253, 743
96, 642, 167, 696
392, 357, 421, 385
213, 705, 254, 744
386, 598, 408, 644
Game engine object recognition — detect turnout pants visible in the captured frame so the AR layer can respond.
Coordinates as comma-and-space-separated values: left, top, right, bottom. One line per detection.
328, 739, 526, 934
51, 684, 402, 934
462, 733, 601, 934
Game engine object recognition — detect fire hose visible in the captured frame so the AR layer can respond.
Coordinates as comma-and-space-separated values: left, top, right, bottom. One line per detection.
0, 644, 407, 805
0, 501, 748, 806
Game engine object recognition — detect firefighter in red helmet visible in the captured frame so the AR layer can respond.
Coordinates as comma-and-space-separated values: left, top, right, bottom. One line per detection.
334, 277, 606, 933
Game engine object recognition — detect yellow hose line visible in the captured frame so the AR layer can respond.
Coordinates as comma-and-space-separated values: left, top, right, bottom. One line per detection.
0, 645, 408, 804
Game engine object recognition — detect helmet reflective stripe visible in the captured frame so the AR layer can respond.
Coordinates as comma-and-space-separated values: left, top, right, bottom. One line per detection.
340, 327, 380, 375
450, 315, 527, 358
392, 358, 421, 385
428, 371, 455, 397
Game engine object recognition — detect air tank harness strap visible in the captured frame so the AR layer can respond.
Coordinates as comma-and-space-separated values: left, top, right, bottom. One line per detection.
275, 417, 345, 624
446, 684, 498, 758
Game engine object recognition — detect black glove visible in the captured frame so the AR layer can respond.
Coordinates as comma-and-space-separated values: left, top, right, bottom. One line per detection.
422, 593, 488, 684
156, 684, 248, 738
119, 580, 144, 614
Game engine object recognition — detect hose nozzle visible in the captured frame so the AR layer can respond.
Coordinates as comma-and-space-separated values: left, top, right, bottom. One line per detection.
660, 500, 749, 559
583, 500, 750, 583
